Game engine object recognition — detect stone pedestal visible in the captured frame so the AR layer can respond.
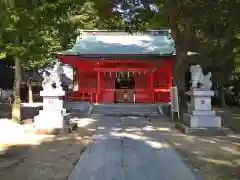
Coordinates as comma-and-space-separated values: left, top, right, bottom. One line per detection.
183, 90, 221, 128
34, 90, 68, 133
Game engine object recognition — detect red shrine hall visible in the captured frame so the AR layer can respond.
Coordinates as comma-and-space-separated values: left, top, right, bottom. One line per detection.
57, 30, 176, 104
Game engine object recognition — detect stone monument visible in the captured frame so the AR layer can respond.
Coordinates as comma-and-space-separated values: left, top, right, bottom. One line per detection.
34, 61, 68, 133
183, 64, 221, 129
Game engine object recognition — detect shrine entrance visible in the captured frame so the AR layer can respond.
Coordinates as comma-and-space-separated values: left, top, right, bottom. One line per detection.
115, 72, 135, 103
62, 60, 174, 104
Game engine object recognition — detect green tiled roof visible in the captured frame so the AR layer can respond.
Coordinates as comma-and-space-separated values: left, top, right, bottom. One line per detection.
57, 30, 176, 56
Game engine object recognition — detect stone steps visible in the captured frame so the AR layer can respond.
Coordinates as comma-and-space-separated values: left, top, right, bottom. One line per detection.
91, 104, 160, 116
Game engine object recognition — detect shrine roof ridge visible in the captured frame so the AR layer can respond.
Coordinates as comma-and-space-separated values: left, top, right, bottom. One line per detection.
78, 29, 171, 36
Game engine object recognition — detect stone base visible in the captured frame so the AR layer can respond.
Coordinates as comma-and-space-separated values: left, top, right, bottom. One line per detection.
35, 128, 65, 135
34, 109, 67, 129
40, 90, 65, 97
191, 110, 216, 116
175, 122, 230, 136
35, 123, 78, 135
183, 113, 221, 128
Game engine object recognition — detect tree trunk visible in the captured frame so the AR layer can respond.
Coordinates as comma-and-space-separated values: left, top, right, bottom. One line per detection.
173, 20, 192, 122
12, 56, 21, 123
174, 54, 189, 122
28, 79, 33, 103
220, 86, 226, 108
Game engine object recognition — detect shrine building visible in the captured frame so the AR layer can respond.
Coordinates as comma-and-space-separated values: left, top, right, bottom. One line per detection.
56, 30, 176, 104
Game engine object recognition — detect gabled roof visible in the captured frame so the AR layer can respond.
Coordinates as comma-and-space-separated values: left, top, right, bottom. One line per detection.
57, 30, 176, 57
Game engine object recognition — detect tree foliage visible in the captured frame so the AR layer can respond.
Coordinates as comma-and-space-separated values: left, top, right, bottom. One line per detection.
1, 0, 240, 110
0, 0, 106, 121
98, 0, 240, 107
0, 0, 104, 69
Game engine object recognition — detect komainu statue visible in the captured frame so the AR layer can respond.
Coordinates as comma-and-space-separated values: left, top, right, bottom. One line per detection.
190, 64, 212, 90
42, 61, 63, 91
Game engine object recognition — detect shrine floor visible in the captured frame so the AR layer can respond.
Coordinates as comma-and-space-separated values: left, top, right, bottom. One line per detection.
68, 115, 201, 180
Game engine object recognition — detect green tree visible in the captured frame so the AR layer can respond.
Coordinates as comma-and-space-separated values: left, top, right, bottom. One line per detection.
0, 0, 78, 122
148, 0, 240, 108
0, 0, 107, 122
99, 0, 240, 108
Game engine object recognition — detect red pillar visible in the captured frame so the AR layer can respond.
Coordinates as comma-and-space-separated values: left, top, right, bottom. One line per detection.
96, 71, 101, 104
77, 70, 81, 93
168, 61, 173, 88
169, 71, 173, 88
149, 71, 154, 103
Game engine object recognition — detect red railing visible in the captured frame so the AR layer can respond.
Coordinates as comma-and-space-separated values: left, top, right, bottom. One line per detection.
66, 91, 96, 103
66, 88, 171, 103
154, 88, 170, 102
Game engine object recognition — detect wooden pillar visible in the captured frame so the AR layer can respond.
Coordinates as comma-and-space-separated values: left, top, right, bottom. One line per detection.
96, 71, 101, 104
77, 70, 81, 93
168, 62, 173, 88
149, 71, 154, 103
169, 70, 173, 88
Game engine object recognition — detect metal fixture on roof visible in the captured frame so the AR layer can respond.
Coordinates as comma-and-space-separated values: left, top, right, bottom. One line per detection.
187, 51, 199, 56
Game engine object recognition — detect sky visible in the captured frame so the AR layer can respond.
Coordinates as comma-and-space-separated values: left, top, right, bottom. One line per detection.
113, 1, 159, 22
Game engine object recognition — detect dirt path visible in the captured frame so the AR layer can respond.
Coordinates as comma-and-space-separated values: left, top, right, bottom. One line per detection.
0, 119, 98, 180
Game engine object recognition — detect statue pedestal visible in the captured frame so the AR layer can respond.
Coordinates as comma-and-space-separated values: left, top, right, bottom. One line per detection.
34, 90, 69, 134
183, 90, 221, 128
175, 89, 229, 135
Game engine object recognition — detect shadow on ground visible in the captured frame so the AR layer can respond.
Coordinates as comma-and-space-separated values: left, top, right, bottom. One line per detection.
0, 103, 239, 180
215, 107, 240, 133
0, 112, 98, 180
68, 115, 201, 180
0, 103, 41, 121
150, 118, 240, 180
156, 104, 240, 179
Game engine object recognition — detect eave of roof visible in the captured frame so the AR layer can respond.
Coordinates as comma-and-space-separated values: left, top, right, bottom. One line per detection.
56, 52, 175, 60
